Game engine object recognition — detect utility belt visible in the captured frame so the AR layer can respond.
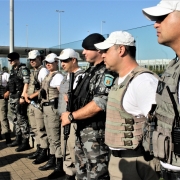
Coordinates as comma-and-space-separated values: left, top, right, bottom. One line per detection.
42, 98, 58, 109
111, 145, 145, 158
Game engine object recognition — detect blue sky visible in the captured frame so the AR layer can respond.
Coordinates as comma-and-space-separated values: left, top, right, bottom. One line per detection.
0, 0, 176, 60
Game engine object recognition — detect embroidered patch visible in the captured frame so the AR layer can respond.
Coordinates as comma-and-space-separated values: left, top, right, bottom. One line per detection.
156, 81, 165, 95
22, 69, 28, 76
104, 74, 114, 87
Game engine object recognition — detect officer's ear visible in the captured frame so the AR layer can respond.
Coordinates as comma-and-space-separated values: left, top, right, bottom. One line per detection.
117, 45, 126, 57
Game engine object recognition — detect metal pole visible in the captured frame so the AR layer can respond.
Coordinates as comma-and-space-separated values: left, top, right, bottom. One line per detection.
10, 0, 14, 53
56, 10, 64, 49
26, 25, 28, 48
101, 21, 105, 35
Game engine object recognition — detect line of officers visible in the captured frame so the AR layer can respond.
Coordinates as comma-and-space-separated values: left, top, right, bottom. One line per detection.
1, 2, 180, 178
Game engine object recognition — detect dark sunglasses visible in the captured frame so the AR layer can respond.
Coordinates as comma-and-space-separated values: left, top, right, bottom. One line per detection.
60, 58, 72, 63
100, 48, 109, 54
29, 59, 36, 62
8, 59, 14, 62
45, 61, 54, 64
156, 14, 168, 22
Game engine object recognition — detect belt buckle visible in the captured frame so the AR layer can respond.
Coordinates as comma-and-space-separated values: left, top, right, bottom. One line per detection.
124, 132, 133, 138
125, 119, 134, 125
44, 102, 49, 106
125, 125, 134, 131
124, 140, 133, 146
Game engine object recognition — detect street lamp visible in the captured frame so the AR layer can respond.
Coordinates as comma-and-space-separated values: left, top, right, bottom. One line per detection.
56, 10, 64, 49
101, 21, 105, 35
26, 24, 28, 48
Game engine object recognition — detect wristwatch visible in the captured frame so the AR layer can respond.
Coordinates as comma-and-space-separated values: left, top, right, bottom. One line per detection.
68, 112, 74, 122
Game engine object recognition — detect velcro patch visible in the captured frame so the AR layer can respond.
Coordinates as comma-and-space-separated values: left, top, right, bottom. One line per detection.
104, 74, 114, 87
22, 69, 28, 76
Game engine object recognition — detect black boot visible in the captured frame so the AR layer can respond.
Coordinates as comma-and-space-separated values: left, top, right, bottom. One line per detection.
32, 148, 48, 164
15, 138, 30, 152
27, 144, 41, 159
7, 135, 22, 147
38, 154, 56, 171
48, 158, 65, 179
4, 133, 12, 144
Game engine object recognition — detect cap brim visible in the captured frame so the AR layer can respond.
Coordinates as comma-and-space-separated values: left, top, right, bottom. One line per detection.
142, 6, 172, 21
94, 42, 114, 50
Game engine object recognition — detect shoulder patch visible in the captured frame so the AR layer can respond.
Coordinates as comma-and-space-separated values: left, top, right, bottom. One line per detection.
104, 74, 114, 87
22, 69, 28, 76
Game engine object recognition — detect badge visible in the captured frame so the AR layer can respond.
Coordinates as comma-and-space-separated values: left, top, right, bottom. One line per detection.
156, 81, 165, 95
22, 69, 28, 76
104, 74, 114, 87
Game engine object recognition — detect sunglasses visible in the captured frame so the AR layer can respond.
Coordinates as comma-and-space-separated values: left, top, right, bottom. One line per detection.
45, 61, 54, 64
29, 59, 36, 62
8, 59, 14, 62
60, 58, 72, 63
100, 48, 109, 54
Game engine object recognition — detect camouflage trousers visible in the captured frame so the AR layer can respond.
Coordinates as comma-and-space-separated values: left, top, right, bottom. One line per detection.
75, 127, 109, 180
0, 99, 10, 134
9, 97, 29, 140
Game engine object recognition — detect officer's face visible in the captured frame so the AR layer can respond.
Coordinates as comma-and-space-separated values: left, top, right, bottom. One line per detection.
29, 57, 41, 69
45, 61, 58, 72
60, 58, 74, 72
154, 11, 180, 47
82, 49, 99, 64
101, 45, 122, 72
8, 59, 19, 67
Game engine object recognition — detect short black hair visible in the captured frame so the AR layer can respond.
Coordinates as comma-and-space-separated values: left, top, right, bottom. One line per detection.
7, 52, 20, 60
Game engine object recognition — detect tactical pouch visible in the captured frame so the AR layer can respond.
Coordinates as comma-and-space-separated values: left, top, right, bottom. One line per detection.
53, 98, 58, 109
40, 89, 46, 99
152, 130, 170, 162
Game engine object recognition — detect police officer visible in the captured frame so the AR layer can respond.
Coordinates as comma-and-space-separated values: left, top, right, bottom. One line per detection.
7, 52, 30, 152
38, 53, 64, 179
94, 31, 159, 180
24, 50, 49, 164
56, 48, 84, 180
61, 33, 116, 180
143, 1, 180, 179
0, 67, 12, 144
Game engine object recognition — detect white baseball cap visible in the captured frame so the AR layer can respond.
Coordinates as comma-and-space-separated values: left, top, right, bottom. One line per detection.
94, 31, 135, 50
56, 48, 78, 60
27, 50, 40, 59
44, 53, 58, 63
142, 0, 180, 21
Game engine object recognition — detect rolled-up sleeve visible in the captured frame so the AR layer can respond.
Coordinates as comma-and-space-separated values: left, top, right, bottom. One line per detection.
93, 95, 108, 111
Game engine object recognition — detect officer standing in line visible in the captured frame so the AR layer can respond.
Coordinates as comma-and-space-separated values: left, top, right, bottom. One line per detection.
143, 1, 180, 179
38, 53, 64, 180
24, 50, 49, 164
56, 48, 84, 180
6, 52, 30, 152
0, 67, 12, 144
94, 31, 159, 180
61, 33, 116, 180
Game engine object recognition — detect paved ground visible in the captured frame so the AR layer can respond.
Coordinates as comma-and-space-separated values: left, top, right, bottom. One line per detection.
0, 137, 65, 180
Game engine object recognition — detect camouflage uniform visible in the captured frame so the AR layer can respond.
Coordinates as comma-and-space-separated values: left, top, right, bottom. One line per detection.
73, 62, 116, 180
0, 72, 10, 135
8, 63, 30, 140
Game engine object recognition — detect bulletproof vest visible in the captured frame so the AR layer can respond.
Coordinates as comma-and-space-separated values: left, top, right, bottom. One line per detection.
73, 61, 117, 129
153, 58, 180, 166
27, 65, 43, 96
41, 71, 61, 102
9, 63, 27, 94
105, 66, 155, 149
58, 69, 84, 116
0, 72, 6, 98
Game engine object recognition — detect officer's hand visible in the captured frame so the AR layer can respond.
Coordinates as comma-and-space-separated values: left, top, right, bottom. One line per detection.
4, 91, 9, 99
61, 111, 71, 126
24, 93, 30, 103
19, 98, 25, 104
64, 94, 68, 103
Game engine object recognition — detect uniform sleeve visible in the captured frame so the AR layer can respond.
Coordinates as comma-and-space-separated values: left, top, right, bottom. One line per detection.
50, 74, 64, 87
38, 68, 49, 83
92, 70, 115, 111
21, 67, 30, 84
